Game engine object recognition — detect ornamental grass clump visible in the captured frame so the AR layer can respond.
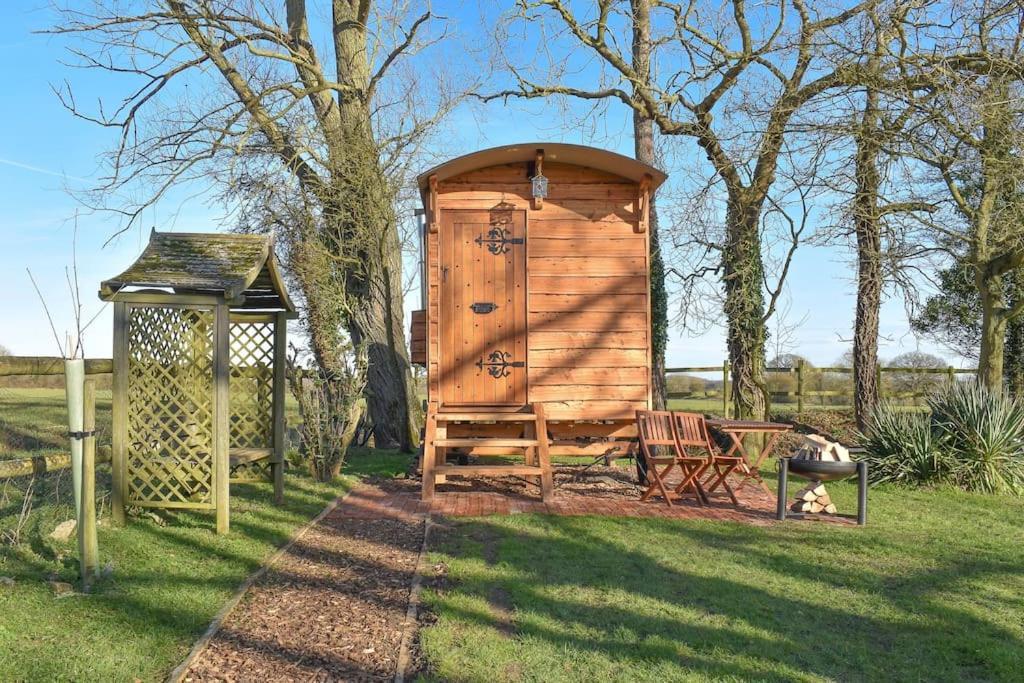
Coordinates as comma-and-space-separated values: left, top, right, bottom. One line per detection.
859, 403, 944, 486
928, 381, 1024, 494
862, 381, 1024, 494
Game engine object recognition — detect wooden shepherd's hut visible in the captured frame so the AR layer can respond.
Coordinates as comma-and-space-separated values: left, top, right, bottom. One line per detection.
411, 143, 668, 501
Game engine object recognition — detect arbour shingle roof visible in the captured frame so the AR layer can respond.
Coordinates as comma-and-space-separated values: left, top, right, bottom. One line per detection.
100, 230, 294, 311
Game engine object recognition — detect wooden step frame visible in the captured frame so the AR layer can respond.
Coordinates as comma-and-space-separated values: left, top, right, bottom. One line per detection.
422, 402, 554, 503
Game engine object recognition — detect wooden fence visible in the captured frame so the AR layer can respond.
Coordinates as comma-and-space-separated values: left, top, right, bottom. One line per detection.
3, 353, 979, 420
666, 361, 977, 418
0, 355, 113, 481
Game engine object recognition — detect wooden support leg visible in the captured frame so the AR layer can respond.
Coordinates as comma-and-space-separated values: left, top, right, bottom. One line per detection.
272, 459, 284, 506
214, 303, 230, 535
534, 404, 554, 502
111, 301, 127, 526
271, 310, 287, 507
422, 407, 438, 502
79, 380, 99, 587
523, 418, 542, 488
435, 420, 447, 485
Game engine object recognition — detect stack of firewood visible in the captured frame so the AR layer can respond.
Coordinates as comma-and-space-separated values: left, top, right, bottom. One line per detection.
789, 434, 850, 515
790, 482, 837, 514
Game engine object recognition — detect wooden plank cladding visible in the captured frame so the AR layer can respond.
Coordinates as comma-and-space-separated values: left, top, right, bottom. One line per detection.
420, 143, 665, 425
409, 309, 426, 365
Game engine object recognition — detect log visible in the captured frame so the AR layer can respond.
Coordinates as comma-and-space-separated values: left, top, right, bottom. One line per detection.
0, 446, 112, 479
0, 356, 112, 377
809, 501, 825, 514
823, 503, 838, 514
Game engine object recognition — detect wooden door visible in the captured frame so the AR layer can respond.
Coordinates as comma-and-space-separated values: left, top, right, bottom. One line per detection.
440, 209, 527, 406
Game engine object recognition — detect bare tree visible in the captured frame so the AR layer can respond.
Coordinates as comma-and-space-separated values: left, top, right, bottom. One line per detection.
491, 0, 878, 419
50, 1, 474, 450
814, 3, 938, 430
896, 1, 1024, 389
631, 0, 668, 409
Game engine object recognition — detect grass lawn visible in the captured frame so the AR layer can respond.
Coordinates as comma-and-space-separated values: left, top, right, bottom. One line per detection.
0, 449, 408, 681
421, 478, 1024, 682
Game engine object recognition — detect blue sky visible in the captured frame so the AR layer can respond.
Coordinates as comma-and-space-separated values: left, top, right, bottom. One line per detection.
0, 2, 961, 370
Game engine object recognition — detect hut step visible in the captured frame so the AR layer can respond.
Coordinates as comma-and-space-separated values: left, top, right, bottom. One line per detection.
435, 412, 539, 422
434, 464, 545, 476
434, 438, 540, 448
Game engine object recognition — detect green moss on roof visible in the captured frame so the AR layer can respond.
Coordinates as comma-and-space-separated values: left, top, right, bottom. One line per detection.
102, 231, 275, 299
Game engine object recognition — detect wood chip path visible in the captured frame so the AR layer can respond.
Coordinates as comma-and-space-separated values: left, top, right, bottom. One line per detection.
178, 466, 780, 681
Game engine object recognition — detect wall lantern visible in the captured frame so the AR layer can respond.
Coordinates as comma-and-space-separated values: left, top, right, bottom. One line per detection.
531, 148, 547, 209
531, 173, 549, 199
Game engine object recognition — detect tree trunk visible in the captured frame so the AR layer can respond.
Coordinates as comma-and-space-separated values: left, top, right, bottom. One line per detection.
330, 4, 421, 451
853, 229, 882, 429
723, 194, 769, 419
852, 86, 883, 432
631, 0, 668, 410
647, 196, 669, 410
347, 256, 421, 451
1004, 270, 1024, 395
978, 280, 1007, 389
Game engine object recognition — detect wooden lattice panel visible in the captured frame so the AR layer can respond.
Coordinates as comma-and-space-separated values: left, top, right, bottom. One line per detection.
229, 320, 275, 450
126, 306, 215, 508
230, 458, 273, 483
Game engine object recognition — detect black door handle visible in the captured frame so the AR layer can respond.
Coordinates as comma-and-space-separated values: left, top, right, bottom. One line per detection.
470, 302, 497, 314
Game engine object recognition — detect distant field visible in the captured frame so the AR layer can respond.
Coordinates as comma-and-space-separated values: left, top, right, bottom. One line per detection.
0, 387, 302, 461
0, 387, 113, 460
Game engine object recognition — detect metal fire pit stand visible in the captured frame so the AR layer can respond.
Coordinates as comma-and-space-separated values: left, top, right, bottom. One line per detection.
776, 457, 868, 525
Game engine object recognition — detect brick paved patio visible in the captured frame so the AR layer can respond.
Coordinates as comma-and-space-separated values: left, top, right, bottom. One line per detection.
338, 473, 779, 526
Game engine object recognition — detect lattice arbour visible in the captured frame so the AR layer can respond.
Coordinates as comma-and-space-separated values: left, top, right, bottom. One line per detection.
229, 319, 275, 482
125, 306, 216, 508
103, 231, 294, 534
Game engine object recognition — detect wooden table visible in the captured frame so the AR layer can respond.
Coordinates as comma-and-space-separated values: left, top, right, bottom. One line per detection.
706, 419, 793, 495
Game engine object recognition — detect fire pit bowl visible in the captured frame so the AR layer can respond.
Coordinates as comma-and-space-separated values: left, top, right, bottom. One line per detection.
786, 458, 859, 482
777, 457, 868, 525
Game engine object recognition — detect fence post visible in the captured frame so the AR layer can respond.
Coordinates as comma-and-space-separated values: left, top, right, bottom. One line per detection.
78, 379, 99, 588
722, 360, 731, 419
948, 366, 955, 387
797, 360, 805, 414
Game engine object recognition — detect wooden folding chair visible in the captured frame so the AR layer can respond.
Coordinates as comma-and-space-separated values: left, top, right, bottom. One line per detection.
636, 410, 705, 506
670, 412, 716, 505
688, 416, 742, 507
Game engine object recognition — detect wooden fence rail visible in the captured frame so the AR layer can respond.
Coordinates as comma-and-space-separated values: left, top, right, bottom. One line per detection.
0, 356, 112, 377
666, 361, 977, 417
0, 446, 112, 480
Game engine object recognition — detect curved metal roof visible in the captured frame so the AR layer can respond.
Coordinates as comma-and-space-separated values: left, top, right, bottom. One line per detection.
100, 230, 294, 312
417, 142, 668, 190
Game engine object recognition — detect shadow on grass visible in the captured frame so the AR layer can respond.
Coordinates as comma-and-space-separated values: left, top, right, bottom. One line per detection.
0, 444, 426, 680
423, 511, 1024, 682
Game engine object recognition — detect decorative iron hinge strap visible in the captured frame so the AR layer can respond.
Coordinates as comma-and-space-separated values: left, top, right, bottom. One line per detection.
475, 227, 524, 255
475, 350, 524, 378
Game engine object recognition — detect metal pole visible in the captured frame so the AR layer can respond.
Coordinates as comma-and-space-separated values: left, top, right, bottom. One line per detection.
776, 457, 789, 521
857, 461, 868, 525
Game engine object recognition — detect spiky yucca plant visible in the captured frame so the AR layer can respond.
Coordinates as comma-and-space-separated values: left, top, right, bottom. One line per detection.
928, 381, 1024, 495
860, 403, 944, 486
862, 382, 1024, 494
